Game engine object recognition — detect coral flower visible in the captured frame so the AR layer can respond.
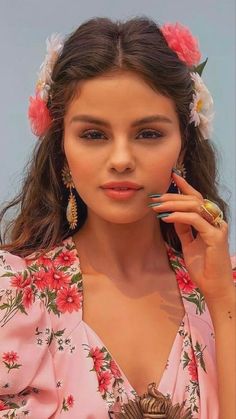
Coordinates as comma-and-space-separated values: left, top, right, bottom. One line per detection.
10, 273, 31, 289
176, 270, 196, 293
54, 250, 77, 267
28, 93, 52, 137
2, 351, 19, 364
32, 270, 49, 290
22, 286, 34, 308
46, 269, 71, 290
0, 400, 9, 410
161, 22, 201, 66
56, 284, 82, 313
110, 359, 122, 378
67, 395, 74, 407
90, 347, 104, 372
188, 359, 198, 382
97, 370, 112, 393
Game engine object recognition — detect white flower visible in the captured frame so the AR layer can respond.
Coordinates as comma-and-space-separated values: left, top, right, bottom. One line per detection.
36, 33, 65, 101
189, 72, 214, 139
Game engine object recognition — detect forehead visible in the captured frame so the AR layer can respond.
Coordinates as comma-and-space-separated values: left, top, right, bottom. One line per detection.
64, 70, 178, 125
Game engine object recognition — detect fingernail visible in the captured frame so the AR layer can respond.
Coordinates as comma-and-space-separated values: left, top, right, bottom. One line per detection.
147, 202, 162, 207
147, 193, 162, 198
156, 212, 172, 219
172, 168, 182, 176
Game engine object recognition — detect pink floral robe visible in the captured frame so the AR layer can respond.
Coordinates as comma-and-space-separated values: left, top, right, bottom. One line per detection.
0, 236, 235, 418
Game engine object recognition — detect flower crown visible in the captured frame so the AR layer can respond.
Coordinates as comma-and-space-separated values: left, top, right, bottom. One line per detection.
28, 22, 214, 140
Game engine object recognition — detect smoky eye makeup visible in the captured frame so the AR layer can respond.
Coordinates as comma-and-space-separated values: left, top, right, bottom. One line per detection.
75, 127, 167, 141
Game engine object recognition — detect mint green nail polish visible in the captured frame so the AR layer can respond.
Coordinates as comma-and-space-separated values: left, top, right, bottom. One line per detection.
147, 202, 162, 207
147, 193, 162, 198
156, 212, 171, 218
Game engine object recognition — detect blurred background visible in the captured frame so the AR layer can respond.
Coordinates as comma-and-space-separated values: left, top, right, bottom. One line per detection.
0, 0, 235, 253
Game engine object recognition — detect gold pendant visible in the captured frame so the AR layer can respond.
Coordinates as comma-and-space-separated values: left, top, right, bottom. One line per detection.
66, 191, 78, 229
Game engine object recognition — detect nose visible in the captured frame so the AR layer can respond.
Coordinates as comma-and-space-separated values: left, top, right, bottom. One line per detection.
108, 139, 136, 173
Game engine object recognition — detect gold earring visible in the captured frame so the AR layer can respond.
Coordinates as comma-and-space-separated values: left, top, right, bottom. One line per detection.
62, 165, 78, 230
175, 162, 187, 178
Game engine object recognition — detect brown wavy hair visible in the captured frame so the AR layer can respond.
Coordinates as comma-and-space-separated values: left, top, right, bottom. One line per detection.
0, 16, 230, 257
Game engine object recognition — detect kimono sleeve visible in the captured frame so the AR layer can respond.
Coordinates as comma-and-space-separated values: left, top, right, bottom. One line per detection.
0, 251, 59, 418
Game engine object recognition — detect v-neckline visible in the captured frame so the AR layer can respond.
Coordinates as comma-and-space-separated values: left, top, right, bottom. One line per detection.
66, 235, 186, 399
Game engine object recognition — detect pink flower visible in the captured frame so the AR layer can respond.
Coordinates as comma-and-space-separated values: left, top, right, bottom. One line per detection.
22, 286, 34, 308
90, 347, 104, 372
67, 395, 74, 407
176, 270, 196, 293
54, 250, 77, 267
97, 370, 112, 393
161, 22, 201, 66
2, 351, 19, 364
28, 93, 52, 137
10, 273, 31, 289
110, 359, 122, 378
46, 269, 71, 290
188, 359, 198, 382
56, 284, 82, 313
32, 270, 48, 290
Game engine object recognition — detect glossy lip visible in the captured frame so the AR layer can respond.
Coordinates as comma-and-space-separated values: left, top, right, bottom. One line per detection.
100, 181, 143, 190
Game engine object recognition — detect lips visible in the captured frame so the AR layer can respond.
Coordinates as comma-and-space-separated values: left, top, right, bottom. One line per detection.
101, 182, 142, 190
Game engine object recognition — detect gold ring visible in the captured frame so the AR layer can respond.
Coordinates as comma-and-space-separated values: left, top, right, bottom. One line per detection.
200, 199, 224, 228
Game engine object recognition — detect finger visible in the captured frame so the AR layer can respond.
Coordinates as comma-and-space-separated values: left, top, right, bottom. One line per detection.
174, 222, 195, 247
148, 198, 203, 213
149, 194, 196, 202
172, 172, 203, 199
159, 211, 228, 245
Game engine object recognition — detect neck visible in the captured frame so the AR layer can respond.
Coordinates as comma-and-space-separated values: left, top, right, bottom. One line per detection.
73, 211, 170, 280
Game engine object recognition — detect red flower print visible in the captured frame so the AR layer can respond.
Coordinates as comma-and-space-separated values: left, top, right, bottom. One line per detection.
2, 351, 22, 373
32, 270, 48, 290
54, 250, 77, 267
67, 394, 74, 407
232, 270, 236, 283
90, 347, 104, 372
188, 359, 198, 382
176, 270, 196, 293
10, 273, 31, 289
110, 359, 122, 378
98, 370, 112, 393
22, 286, 34, 308
46, 269, 71, 290
0, 400, 9, 411
56, 284, 82, 313
37, 254, 53, 268
2, 351, 19, 364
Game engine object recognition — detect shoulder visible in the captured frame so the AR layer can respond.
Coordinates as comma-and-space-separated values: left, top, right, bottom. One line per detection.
0, 237, 83, 328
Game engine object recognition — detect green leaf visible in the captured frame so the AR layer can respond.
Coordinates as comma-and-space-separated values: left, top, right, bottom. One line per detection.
0, 303, 10, 310
1, 272, 14, 277
18, 304, 27, 315
71, 273, 82, 284
194, 58, 208, 76
54, 328, 65, 337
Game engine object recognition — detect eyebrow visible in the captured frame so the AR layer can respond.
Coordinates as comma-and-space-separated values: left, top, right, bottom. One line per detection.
69, 114, 173, 127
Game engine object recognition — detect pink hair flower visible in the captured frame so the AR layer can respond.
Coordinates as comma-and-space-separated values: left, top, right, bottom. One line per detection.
161, 22, 201, 67
28, 93, 52, 137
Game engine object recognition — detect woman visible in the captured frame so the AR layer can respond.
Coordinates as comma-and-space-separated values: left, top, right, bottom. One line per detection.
0, 17, 235, 419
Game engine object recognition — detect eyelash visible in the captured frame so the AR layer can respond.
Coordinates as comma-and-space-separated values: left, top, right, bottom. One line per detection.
79, 129, 164, 141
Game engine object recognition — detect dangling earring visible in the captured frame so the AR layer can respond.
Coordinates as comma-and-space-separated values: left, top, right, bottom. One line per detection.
175, 162, 187, 178
171, 162, 187, 194
62, 165, 78, 229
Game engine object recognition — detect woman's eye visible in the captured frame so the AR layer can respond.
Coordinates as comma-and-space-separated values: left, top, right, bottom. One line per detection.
137, 130, 163, 139
80, 130, 106, 140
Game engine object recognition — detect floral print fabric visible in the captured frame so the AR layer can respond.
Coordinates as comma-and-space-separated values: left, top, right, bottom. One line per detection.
0, 236, 235, 418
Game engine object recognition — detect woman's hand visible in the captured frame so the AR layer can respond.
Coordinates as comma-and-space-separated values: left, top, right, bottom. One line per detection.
148, 171, 234, 303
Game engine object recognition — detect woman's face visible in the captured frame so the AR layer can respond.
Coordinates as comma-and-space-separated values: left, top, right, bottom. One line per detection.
63, 70, 182, 224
